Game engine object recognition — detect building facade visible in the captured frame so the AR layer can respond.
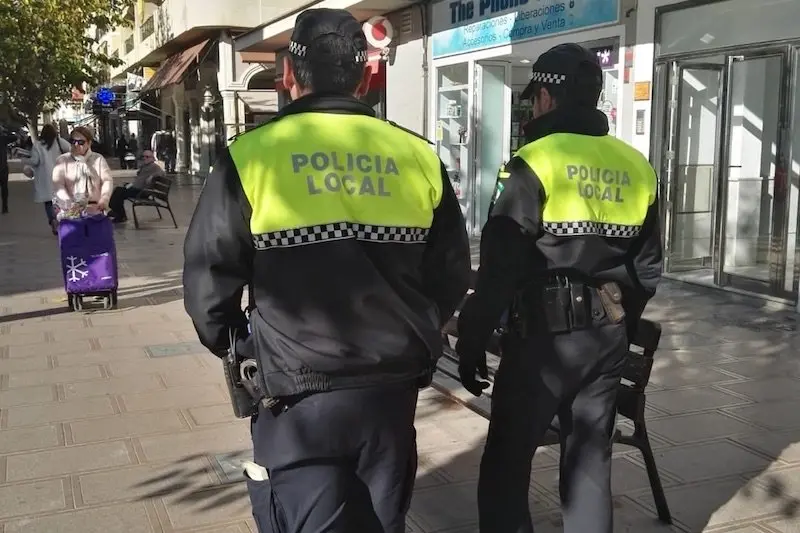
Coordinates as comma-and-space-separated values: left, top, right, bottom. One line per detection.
98, 0, 288, 175
633, 0, 800, 309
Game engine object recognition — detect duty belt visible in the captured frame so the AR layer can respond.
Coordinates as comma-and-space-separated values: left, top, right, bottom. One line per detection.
510, 276, 625, 336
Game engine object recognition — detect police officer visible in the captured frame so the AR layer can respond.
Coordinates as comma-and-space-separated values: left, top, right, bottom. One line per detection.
456, 43, 663, 533
182, 8, 471, 533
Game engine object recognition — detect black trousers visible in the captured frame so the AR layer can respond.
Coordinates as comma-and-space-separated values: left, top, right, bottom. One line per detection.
478, 313, 627, 533
0, 167, 8, 212
248, 382, 419, 533
108, 186, 141, 220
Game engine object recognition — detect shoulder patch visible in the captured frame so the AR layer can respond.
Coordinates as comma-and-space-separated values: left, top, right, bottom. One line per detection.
386, 120, 433, 145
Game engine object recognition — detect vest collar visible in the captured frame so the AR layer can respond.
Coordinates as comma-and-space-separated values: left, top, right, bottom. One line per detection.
522, 106, 609, 144
278, 93, 377, 119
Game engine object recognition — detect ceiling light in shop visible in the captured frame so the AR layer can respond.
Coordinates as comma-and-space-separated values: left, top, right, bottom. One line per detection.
519, 59, 530, 64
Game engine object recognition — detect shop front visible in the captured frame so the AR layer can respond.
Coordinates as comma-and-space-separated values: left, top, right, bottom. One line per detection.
430, 0, 626, 235
640, 0, 800, 305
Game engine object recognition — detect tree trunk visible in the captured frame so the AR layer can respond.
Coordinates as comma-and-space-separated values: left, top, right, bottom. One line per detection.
27, 117, 39, 141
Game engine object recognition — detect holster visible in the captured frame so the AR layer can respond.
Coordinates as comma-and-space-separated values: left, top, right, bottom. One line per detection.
223, 340, 259, 419
597, 281, 626, 324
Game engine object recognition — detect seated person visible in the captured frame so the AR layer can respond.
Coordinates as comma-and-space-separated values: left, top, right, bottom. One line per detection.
108, 150, 164, 223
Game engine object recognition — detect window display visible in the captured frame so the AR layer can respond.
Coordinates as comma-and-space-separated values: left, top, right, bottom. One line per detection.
435, 63, 471, 215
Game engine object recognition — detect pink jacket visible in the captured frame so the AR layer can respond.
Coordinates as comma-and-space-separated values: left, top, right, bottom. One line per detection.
52, 151, 113, 207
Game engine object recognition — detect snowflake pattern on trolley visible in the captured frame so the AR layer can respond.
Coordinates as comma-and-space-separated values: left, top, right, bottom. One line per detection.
65, 256, 89, 282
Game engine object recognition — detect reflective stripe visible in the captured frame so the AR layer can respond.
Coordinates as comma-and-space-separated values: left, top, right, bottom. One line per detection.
253, 222, 429, 249
543, 221, 641, 238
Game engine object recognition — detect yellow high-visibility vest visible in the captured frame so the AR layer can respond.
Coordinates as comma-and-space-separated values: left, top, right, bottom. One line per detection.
229, 113, 443, 248
515, 133, 656, 237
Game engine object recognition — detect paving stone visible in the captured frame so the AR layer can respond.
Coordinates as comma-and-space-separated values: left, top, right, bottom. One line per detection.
6, 440, 134, 481
137, 423, 251, 463
159, 482, 252, 529
7, 339, 93, 359
121, 385, 227, 412
763, 517, 800, 532
145, 341, 207, 357
0, 425, 61, 453
164, 366, 227, 388
716, 357, 800, 379
732, 430, 800, 465
635, 476, 787, 531
646, 387, 751, 414
0, 385, 56, 406
7, 365, 104, 389
78, 458, 217, 505
63, 374, 165, 399
211, 452, 253, 483
54, 347, 150, 367
188, 404, 238, 426
725, 400, 800, 431
0, 479, 66, 519
6, 397, 115, 428
50, 325, 133, 343
648, 364, 742, 389
646, 411, 761, 444
652, 440, 772, 483
0, 331, 48, 347
0, 356, 50, 373
97, 332, 182, 349
3, 502, 155, 533
712, 340, 796, 359
70, 410, 186, 444
107, 355, 205, 378
718, 377, 800, 403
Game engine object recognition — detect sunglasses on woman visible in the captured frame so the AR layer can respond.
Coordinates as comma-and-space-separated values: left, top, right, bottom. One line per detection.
69, 138, 87, 146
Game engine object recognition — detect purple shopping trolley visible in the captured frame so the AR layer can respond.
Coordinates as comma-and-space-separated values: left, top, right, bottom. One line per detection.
58, 214, 119, 311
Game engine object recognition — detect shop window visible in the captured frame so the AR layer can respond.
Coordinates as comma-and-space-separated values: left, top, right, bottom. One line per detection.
435, 63, 470, 217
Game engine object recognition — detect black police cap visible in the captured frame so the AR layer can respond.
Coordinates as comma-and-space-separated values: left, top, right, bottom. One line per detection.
520, 43, 602, 102
288, 8, 369, 65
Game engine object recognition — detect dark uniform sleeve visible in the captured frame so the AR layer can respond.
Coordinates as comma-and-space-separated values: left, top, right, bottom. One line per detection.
623, 194, 664, 334
183, 148, 254, 356
421, 164, 472, 326
456, 157, 540, 354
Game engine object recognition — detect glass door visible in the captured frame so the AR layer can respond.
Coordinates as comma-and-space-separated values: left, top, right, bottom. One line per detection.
661, 58, 725, 279
474, 61, 510, 231
717, 51, 792, 296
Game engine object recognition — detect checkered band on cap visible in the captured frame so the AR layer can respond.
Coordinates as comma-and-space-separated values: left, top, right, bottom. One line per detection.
531, 71, 568, 85
288, 41, 308, 57
543, 221, 641, 238
253, 222, 429, 249
355, 50, 368, 63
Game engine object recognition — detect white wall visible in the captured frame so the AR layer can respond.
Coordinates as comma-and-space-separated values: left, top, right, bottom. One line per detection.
386, 38, 426, 135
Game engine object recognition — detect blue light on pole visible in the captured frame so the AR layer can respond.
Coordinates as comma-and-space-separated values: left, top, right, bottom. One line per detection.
96, 87, 114, 106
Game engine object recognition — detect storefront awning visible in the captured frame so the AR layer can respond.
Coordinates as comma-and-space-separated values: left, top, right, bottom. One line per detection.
238, 91, 279, 113
141, 39, 210, 93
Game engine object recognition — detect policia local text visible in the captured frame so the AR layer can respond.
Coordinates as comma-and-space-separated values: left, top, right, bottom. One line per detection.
567, 164, 632, 203
292, 152, 400, 197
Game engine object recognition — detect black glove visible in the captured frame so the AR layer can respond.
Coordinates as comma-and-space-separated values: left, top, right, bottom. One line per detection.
456, 345, 490, 397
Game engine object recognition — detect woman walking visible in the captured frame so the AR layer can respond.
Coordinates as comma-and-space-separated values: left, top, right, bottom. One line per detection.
19, 124, 70, 233
52, 126, 113, 216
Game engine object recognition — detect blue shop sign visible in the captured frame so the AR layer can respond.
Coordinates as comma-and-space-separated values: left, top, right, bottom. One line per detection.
432, 0, 620, 58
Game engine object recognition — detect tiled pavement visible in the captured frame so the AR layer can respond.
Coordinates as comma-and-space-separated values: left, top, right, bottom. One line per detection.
0, 168, 799, 532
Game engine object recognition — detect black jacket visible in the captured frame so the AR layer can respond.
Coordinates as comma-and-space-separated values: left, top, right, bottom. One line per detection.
457, 106, 663, 353
183, 94, 472, 397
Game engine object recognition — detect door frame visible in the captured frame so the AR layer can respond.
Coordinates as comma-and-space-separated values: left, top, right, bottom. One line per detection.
715, 47, 793, 297
471, 60, 511, 234
655, 45, 797, 300
660, 60, 726, 273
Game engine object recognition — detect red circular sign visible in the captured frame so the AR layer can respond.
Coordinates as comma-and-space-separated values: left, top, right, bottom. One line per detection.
363, 16, 393, 49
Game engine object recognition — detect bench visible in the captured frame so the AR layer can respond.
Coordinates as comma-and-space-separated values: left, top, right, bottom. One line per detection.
126, 175, 178, 230
437, 283, 672, 524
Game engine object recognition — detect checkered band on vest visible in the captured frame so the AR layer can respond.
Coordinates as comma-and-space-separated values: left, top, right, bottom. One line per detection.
253, 222, 430, 249
543, 221, 641, 238
531, 71, 567, 85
